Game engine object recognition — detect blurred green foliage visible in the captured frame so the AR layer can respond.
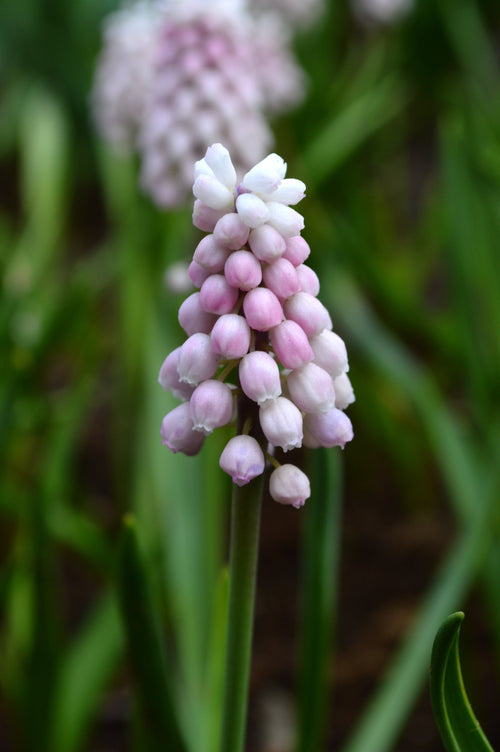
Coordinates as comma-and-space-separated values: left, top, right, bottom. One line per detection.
1, 0, 500, 750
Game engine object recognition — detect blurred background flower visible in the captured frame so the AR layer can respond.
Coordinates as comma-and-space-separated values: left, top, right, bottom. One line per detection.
91, 1, 160, 151
92, 0, 306, 207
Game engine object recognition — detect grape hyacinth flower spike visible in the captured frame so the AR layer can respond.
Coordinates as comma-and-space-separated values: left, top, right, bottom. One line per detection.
158, 143, 354, 752
159, 142, 354, 507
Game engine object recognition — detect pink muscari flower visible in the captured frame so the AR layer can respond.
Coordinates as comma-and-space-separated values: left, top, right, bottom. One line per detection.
303, 408, 354, 449
193, 173, 235, 212
283, 292, 332, 336
189, 379, 234, 435
242, 153, 286, 195
240, 152, 305, 204
177, 332, 220, 385
243, 287, 283, 331
224, 250, 262, 290
203, 142, 237, 189
239, 351, 282, 405
193, 235, 231, 273
262, 257, 301, 300
178, 292, 217, 335
267, 179, 306, 205
282, 235, 311, 266
192, 200, 227, 232
286, 362, 336, 415
161, 402, 205, 455
248, 224, 286, 262
211, 314, 251, 359
309, 330, 349, 379
213, 213, 250, 250
158, 347, 195, 401
188, 260, 211, 288
219, 435, 265, 486
259, 397, 303, 452
235, 193, 270, 228
199, 274, 239, 315
266, 202, 305, 238
269, 320, 313, 369
333, 373, 356, 410
269, 464, 311, 508
296, 264, 320, 296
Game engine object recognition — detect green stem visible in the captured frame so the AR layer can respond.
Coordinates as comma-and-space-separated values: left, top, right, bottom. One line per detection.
220, 474, 264, 752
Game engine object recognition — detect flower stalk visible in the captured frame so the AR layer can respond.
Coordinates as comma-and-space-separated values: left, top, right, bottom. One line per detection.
221, 394, 266, 752
221, 472, 264, 752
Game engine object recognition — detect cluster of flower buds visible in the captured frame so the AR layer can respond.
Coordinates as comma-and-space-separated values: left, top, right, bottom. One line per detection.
159, 144, 354, 508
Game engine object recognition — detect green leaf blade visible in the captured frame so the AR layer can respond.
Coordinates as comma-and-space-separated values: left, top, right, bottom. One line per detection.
430, 612, 494, 752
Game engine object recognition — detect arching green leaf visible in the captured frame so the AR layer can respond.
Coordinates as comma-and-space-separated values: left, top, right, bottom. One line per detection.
430, 612, 494, 752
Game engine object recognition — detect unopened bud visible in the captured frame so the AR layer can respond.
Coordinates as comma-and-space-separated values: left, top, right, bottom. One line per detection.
189, 379, 234, 435
309, 330, 348, 379
158, 347, 195, 401
269, 319, 313, 369
193, 234, 231, 272
262, 257, 301, 300
296, 263, 320, 296
177, 332, 220, 385
242, 153, 286, 194
248, 224, 286, 262
269, 464, 311, 508
224, 250, 262, 290
239, 351, 282, 405
193, 173, 234, 211
219, 435, 265, 486
282, 235, 310, 266
284, 292, 332, 336
333, 373, 355, 410
303, 408, 354, 449
286, 362, 335, 414
192, 200, 226, 232
266, 201, 304, 238
213, 213, 250, 250
259, 396, 303, 451
210, 313, 251, 359
178, 292, 217, 335
161, 403, 205, 455
235, 192, 270, 228
243, 287, 283, 331
199, 274, 239, 315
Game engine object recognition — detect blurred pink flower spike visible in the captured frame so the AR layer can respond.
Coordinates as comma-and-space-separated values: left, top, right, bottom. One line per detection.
92, 2, 308, 207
